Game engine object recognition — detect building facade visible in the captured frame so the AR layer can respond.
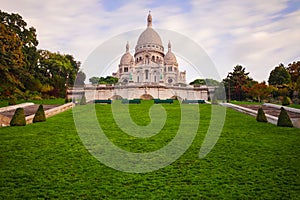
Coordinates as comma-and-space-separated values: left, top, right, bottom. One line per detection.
69, 12, 211, 101
113, 12, 186, 86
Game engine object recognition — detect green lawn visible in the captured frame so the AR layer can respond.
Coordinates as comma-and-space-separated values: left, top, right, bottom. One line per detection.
0, 98, 65, 108
288, 104, 300, 109
0, 102, 299, 199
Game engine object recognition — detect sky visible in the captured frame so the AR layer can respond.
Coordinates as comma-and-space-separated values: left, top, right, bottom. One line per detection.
1, 0, 300, 83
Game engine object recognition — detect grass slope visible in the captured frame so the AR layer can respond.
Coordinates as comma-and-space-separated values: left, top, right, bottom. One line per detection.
0, 98, 65, 108
0, 102, 299, 199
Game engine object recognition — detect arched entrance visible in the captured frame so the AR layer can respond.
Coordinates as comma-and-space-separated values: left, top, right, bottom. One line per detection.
170, 95, 182, 101
110, 95, 123, 100
140, 94, 154, 100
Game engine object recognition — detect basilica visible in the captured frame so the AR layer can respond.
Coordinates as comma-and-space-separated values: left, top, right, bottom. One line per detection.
69, 12, 210, 101
113, 12, 186, 86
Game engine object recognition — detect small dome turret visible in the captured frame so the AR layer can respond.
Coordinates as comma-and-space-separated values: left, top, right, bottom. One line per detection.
164, 41, 177, 65
120, 42, 134, 65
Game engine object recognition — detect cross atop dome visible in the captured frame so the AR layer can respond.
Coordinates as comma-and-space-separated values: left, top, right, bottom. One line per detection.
147, 10, 152, 27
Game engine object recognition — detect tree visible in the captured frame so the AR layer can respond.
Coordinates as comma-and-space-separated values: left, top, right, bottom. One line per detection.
223, 65, 255, 101
89, 77, 100, 84
0, 23, 25, 99
0, 10, 39, 95
287, 61, 300, 83
247, 82, 272, 102
189, 79, 206, 85
189, 78, 220, 86
268, 64, 291, 86
99, 76, 118, 84
37, 50, 82, 97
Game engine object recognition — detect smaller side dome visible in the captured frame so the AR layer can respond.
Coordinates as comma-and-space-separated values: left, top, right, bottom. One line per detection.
164, 41, 177, 65
120, 42, 134, 65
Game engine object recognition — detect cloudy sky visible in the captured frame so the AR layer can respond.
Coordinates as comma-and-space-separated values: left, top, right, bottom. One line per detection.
1, 0, 300, 82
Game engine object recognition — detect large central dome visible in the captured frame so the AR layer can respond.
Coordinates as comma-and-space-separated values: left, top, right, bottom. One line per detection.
137, 28, 162, 47
135, 12, 164, 55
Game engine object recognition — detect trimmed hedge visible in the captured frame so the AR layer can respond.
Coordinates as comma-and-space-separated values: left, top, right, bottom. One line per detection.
277, 107, 293, 127
33, 104, 46, 123
256, 107, 267, 123
10, 108, 26, 126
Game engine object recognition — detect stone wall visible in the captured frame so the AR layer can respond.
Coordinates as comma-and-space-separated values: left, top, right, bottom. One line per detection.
69, 85, 210, 102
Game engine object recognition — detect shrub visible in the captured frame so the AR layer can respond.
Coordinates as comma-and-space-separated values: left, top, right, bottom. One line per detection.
277, 107, 293, 127
282, 96, 290, 106
80, 95, 86, 105
8, 97, 17, 105
33, 105, 46, 123
10, 108, 26, 126
256, 107, 267, 123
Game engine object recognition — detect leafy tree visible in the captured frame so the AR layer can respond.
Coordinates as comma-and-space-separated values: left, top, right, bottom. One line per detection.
287, 61, 300, 83
189, 79, 206, 85
189, 78, 220, 86
205, 78, 220, 86
268, 64, 291, 86
10, 108, 26, 126
98, 76, 118, 84
37, 50, 82, 97
89, 77, 100, 84
0, 23, 25, 99
0, 10, 39, 95
247, 82, 272, 102
223, 65, 255, 101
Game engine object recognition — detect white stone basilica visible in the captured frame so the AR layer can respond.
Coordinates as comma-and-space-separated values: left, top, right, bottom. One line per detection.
113, 12, 186, 86
69, 12, 211, 101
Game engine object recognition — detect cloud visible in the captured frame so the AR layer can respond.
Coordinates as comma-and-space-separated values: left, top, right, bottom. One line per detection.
1, 0, 299, 82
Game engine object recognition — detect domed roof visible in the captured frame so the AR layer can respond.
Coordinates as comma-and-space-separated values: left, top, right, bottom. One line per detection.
120, 42, 133, 65
164, 41, 177, 65
135, 12, 164, 55
137, 28, 163, 47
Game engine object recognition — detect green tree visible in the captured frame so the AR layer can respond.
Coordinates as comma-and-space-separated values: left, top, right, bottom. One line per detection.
98, 76, 118, 84
0, 23, 25, 99
287, 61, 300, 83
0, 10, 39, 94
268, 64, 291, 86
247, 82, 272, 102
223, 65, 255, 101
89, 77, 100, 84
189, 79, 206, 85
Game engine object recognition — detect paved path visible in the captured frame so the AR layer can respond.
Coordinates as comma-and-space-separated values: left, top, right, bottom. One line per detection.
221, 103, 300, 128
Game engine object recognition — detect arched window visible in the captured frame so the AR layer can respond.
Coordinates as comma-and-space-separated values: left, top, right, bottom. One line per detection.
137, 76, 139, 82
152, 56, 155, 61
